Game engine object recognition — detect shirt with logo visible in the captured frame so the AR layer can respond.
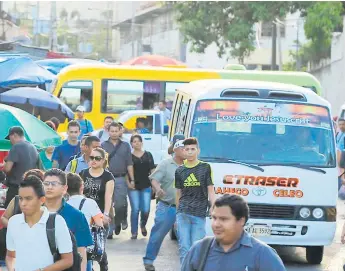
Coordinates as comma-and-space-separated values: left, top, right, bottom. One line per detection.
175, 161, 213, 217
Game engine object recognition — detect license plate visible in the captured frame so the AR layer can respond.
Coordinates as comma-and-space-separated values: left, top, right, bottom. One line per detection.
245, 225, 271, 237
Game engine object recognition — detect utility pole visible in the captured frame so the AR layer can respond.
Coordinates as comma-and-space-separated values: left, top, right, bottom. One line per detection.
271, 22, 277, 70
275, 20, 283, 71
131, 2, 136, 58
296, 19, 300, 71
0, 1, 5, 41
105, 1, 113, 60
49, 1, 57, 51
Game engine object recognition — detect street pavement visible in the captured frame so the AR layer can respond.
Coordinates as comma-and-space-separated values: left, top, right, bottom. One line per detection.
95, 200, 345, 271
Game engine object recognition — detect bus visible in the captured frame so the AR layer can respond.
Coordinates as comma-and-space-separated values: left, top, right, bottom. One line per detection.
50, 64, 322, 132
170, 79, 336, 264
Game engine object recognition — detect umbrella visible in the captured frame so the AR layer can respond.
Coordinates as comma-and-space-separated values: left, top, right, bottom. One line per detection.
121, 55, 185, 67
0, 104, 62, 150
0, 140, 11, 151
0, 87, 75, 122
36, 58, 104, 75
0, 57, 56, 88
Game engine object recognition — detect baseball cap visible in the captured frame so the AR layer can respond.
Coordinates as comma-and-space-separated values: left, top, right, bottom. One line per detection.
170, 133, 185, 145
168, 133, 185, 154
5, 126, 24, 140
173, 140, 184, 150
76, 105, 86, 112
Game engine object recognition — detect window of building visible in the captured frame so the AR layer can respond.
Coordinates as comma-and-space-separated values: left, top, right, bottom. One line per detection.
261, 21, 285, 37
58, 80, 93, 112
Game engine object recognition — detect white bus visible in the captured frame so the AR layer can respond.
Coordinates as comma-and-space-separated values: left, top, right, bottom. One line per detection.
170, 79, 337, 264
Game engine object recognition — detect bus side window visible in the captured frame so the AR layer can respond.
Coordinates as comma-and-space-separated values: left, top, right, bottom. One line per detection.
101, 79, 143, 113
175, 99, 190, 134
172, 94, 183, 135
58, 80, 93, 112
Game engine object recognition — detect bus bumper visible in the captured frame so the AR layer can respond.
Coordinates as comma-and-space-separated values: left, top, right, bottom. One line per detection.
205, 217, 336, 246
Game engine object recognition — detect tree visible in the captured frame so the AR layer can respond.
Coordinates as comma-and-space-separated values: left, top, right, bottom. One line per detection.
173, 1, 312, 63
59, 8, 68, 22
173, 1, 343, 64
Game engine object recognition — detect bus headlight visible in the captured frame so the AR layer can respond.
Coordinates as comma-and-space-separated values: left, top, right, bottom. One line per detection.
299, 207, 311, 219
312, 208, 324, 219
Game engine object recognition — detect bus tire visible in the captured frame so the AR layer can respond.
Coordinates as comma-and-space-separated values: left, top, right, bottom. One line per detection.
170, 227, 177, 240
306, 246, 324, 264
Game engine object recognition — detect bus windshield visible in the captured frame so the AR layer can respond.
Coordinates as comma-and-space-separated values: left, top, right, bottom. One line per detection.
191, 100, 336, 167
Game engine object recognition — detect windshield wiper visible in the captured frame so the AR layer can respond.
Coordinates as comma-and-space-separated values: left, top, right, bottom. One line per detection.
259, 163, 326, 174
199, 157, 264, 172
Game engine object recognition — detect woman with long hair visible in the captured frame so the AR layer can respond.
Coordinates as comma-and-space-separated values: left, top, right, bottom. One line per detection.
79, 147, 114, 271
128, 135, 155, 239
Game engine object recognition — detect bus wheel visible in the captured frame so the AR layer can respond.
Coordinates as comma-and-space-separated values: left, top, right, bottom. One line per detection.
306, 246, 324, 264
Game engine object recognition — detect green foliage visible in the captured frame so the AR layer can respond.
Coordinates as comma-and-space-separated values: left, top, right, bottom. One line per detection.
173, 1, 343, 64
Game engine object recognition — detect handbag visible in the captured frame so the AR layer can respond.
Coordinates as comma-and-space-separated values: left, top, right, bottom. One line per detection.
87, 226, 106, 262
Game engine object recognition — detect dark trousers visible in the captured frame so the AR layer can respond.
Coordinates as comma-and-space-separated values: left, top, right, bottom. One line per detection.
4, 185, 18, 208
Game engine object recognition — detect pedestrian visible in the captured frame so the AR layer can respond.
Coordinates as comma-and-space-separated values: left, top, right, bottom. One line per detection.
49, 117, 60, 131
43, 168, 93, 271
76, 105, 94, 139
67, 173, 104, 271
101, 122, 134, 237
52, 120, 81, 170
143, 136, 185, 271
6, 176, 73, 271
95, 116, 114, 143
168, 133, 186, 155
175, 137, 216, 265
158, 100, 171, 125
0, 169, 45, 228
65, 136, 101, 174
39, 145, 54, 170
45, 120, 56, 131
128, 135, 155, 239
181, 194, 286, 271
336, 118, 345, 151
79, 147, 115, 271
0, 126, 38, 208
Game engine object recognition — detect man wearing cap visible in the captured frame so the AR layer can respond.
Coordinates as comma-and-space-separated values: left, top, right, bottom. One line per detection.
143, 135, 185, 271
168, 134, 186, 155
75, 105, 94, 139
0, 126, 38, 207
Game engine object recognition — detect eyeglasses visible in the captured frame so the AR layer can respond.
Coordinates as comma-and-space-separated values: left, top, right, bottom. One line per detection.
90, 156, 103, 161
43, 181, 63, 187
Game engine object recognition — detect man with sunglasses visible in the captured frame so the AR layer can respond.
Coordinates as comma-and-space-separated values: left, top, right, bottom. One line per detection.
43, 169, 93, 271
65, 136, 101, 174
102, 122, 134, 238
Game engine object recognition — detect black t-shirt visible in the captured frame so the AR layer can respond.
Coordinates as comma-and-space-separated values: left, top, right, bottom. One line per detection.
80, 169, 114, 212
175, 161, 213, 217
132, 151, 155, 190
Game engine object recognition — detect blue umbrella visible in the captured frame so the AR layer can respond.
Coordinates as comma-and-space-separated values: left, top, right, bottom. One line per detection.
0, 87, 75, 120
0, 57, 55, 88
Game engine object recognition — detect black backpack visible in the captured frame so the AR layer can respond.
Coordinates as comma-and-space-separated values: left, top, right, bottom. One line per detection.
46, 213, 81, 271
195, 237, 214, 271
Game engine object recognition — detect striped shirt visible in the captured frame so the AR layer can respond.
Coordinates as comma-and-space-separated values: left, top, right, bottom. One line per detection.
175, 160, 213, 217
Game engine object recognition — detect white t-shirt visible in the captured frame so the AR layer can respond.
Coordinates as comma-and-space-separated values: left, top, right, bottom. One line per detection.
6, 207, 72, 271
68, 195, 103, 227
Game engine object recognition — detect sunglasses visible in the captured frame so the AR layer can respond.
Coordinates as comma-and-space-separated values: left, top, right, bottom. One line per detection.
90, 156, 103, 161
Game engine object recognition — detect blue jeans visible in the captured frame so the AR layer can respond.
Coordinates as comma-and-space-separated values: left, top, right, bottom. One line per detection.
87, 260, 92, 271
176, 212, 206, 265
143, 201, 176, 265
128, 187, 152, 234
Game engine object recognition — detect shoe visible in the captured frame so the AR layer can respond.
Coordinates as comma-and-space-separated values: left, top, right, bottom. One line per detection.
122, 221, 128, 230
144, 264, 155, 271
141, 227, 147, 237
130, 234, 137, 240
107, 234, 113, 240
115, 225, 121, 235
